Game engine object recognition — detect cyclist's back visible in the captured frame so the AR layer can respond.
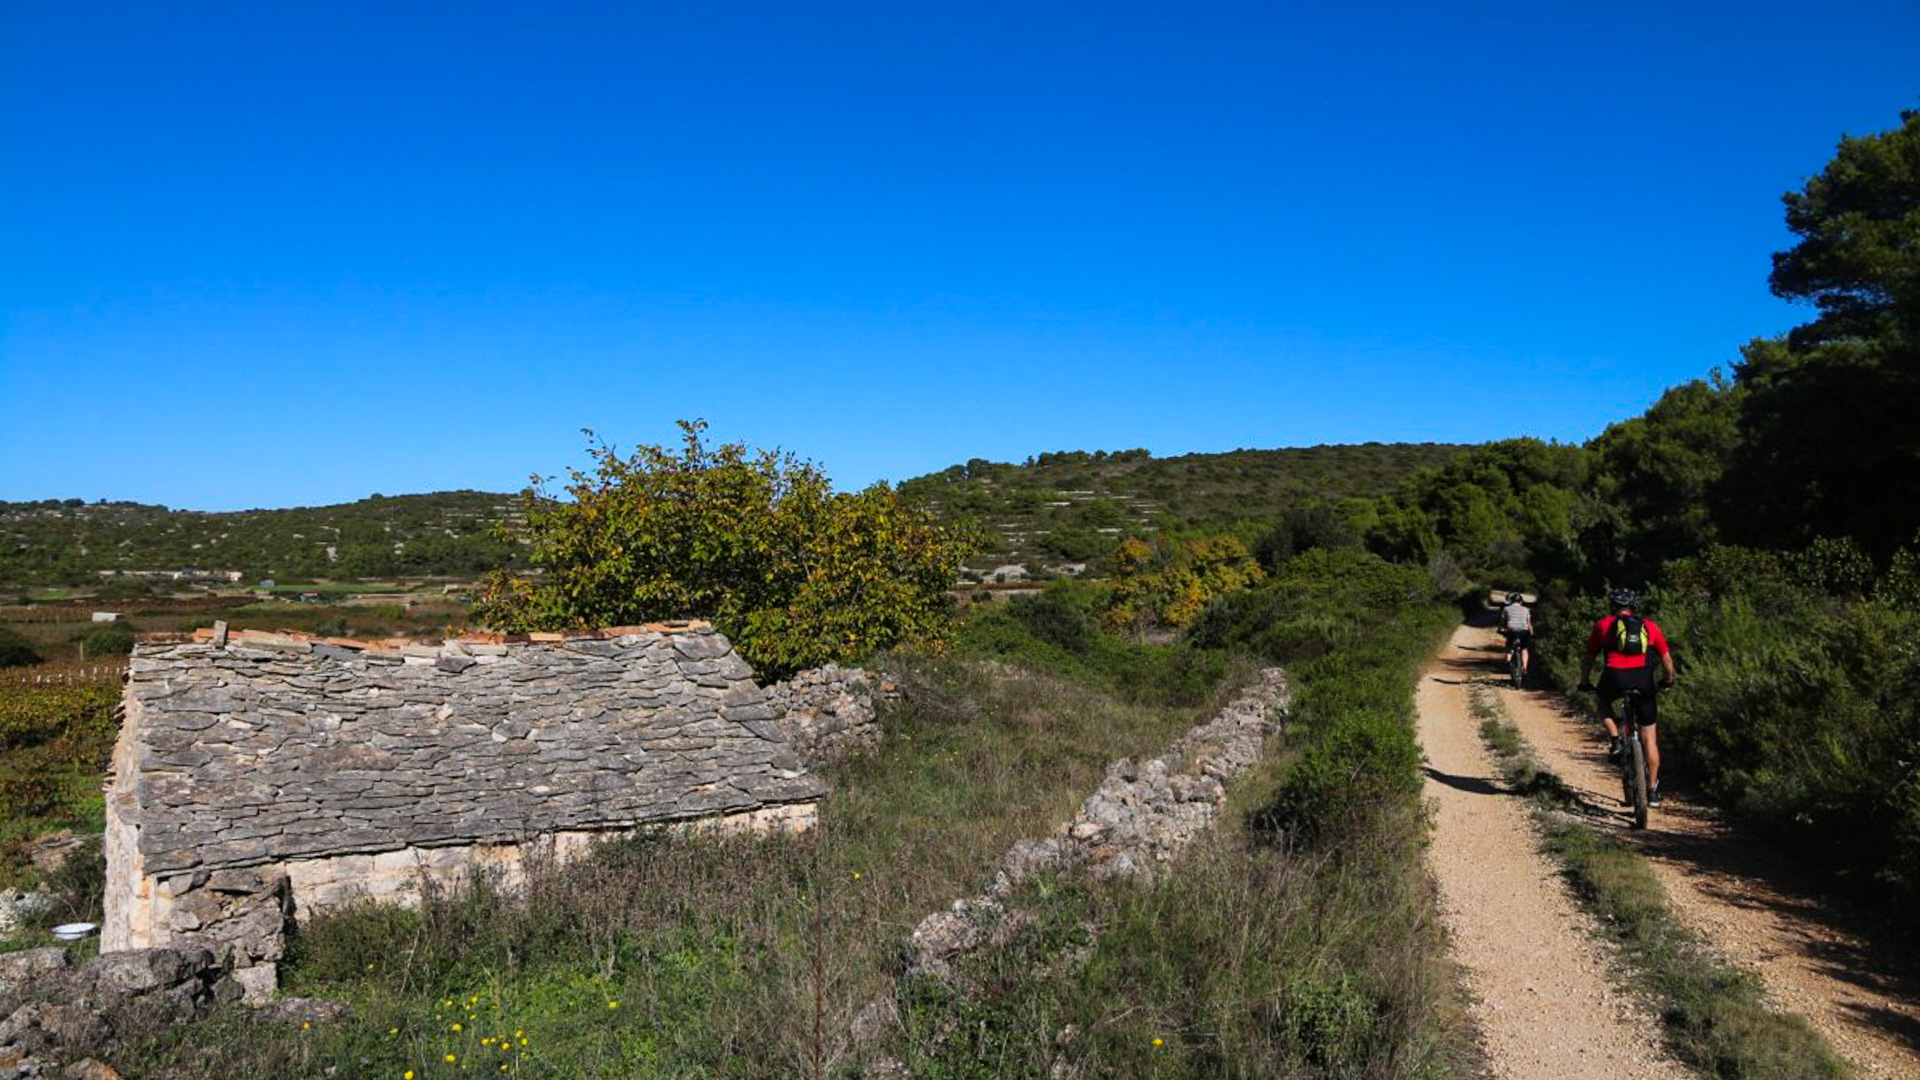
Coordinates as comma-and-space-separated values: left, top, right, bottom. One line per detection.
1578, 588, 1677, 803
1499, 596, 1532, 634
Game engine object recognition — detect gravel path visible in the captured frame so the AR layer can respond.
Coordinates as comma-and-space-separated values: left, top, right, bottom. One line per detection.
1492, 644, 1920, 1080
1417, 625, 1688, 1080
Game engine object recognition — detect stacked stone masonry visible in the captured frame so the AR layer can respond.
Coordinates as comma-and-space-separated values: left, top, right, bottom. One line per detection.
763, 664, 894, 767
0, 945, 242, 1076
104, 622, 826, 997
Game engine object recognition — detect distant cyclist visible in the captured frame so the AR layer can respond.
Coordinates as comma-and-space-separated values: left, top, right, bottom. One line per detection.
1578, 587, 1677, 805
1497, 592, 1533, 683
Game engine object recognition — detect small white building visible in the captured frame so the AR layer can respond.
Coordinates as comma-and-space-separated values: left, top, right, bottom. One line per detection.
90, 611, 122, 623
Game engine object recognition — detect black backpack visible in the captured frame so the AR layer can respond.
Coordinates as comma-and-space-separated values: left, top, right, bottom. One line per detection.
1610, 615, 1648, 657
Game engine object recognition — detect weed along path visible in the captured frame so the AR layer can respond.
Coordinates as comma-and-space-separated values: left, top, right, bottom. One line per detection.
1491, 637, 1920, 1080
1416, 625, 1689, 1080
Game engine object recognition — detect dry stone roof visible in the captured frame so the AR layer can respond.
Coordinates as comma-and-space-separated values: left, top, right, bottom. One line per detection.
118, 622, 824, 876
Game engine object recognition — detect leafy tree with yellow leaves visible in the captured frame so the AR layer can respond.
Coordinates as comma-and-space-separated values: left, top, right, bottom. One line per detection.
477, 422, 971, 678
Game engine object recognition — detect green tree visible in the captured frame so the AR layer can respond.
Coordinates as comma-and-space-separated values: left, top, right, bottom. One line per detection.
1586, 376, 1742, 582
476, 423, 972, 678
1717, 110, 1920, 562
1770, 109, 1920, 348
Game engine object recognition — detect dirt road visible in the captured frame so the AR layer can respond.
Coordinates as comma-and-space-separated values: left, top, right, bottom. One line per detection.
1485, 626, 1920, 1079
1417, 625, 1689, 1079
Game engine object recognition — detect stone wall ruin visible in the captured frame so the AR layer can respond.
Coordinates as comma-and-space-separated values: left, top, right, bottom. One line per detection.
104, 621, 825, 997
764, 664, 894, 766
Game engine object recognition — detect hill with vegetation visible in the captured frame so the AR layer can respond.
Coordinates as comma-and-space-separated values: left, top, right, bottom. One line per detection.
0, 491, 523, 588
899, 442, 1465, 579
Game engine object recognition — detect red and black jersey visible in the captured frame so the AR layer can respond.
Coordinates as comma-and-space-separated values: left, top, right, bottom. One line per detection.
1587, 614, 1669, 670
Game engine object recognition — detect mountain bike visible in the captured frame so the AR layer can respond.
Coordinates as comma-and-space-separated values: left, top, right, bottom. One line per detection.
1504, 633, 1526, 689
1580, 683, 1652, 829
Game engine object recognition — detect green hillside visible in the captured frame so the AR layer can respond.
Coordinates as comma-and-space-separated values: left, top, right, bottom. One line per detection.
2, 444, 1467, 590
899, 442, 1466, 579
0, 491, 523, 588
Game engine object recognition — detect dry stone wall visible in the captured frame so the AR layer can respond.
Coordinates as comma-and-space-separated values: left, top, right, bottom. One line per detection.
104, 621, 826, 997
763, 664, 894, 766
0, 945, 241, 1076
904, 668, 1291, 983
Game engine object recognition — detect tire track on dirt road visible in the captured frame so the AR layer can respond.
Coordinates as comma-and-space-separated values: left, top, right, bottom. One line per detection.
1417, 625, 1688, 1080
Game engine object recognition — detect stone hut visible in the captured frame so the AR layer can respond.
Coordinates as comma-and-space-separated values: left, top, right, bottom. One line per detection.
104, 621, 823, 996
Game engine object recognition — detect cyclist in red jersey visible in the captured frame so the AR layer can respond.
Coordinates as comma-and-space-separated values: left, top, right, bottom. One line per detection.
1578, 587, 1677, 804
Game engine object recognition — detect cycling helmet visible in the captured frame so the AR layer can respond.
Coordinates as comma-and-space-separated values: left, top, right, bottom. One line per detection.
1506, 592, 1524, 604
1608, 587, 1642, 611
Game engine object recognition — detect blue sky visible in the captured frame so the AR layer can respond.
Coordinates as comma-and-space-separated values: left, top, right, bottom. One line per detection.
2, 2, 1915, 510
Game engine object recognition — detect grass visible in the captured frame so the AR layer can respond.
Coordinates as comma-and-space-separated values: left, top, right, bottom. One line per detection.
104, 649, 1229, 1079
1469, 680, 1849, 1080
875, 561, 1482, 1078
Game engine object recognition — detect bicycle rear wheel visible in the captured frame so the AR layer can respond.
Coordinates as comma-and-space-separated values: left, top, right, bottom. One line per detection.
1624, 729, 1650, 829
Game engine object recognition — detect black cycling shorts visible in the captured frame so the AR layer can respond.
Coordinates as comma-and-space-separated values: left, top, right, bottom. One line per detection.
1500, 629, 1533, 649
1598, 666, 1658, 726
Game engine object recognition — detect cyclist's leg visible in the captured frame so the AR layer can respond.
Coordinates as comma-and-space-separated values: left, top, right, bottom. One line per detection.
1640, 681, 1661, 791
1596, 669, 1623, 744
1519, 632, 1532, 677
1642, 721, 1660, 792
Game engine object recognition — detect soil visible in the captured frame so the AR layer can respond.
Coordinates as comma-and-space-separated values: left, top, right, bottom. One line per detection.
1417, 625, 1688, 1079
1486, 626, 1920, 1079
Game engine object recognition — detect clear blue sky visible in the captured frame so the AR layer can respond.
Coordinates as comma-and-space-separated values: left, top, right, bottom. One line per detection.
2, 2, 1915, 510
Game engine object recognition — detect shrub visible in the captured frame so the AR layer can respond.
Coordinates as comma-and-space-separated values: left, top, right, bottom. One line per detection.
1006, 584, 1096, 652
75, 623, 135, 657
957, 598, 1228, 707
475, 422, 973, 679
1536, 555, 1920, 906
0, 625, 40, 669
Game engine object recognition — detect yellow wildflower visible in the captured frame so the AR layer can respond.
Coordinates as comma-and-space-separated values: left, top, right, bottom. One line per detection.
608, 999, 620, 1009
1152, 1037, 1164, 1047
301, 1021, 311, 1031
405, 1073, 415, 1080
451, 1022, 463, 1032
482, 1037, 494, 1045
445, 1053, 457, 1062
388, 1027, 399, 1036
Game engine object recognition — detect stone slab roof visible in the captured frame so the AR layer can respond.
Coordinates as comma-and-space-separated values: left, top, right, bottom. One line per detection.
117, 624, 824, 876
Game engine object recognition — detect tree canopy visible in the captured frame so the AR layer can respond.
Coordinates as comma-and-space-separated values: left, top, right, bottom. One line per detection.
1770, 109, 1920, 348
475, 422, 973, 678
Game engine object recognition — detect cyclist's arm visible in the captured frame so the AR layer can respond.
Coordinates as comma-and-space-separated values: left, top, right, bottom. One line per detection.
1579, 623, 1603, 685
1650, 622, 1676, 686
